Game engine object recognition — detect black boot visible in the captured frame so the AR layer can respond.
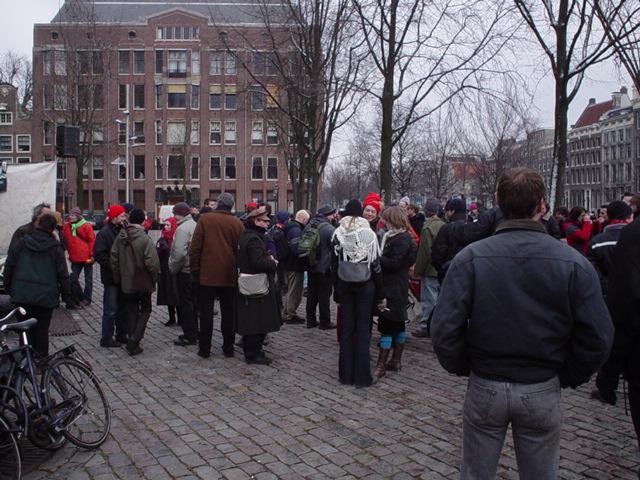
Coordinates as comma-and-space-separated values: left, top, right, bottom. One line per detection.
164, 306, 176, 326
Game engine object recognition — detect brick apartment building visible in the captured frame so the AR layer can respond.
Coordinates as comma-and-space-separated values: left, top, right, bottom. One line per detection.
0, 84, 33, 166
32, 0, 294, 215
565, 87, 638, 210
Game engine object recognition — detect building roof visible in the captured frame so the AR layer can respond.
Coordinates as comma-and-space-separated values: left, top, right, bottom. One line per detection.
51, 0, 289, 25
573, 100, 613, 129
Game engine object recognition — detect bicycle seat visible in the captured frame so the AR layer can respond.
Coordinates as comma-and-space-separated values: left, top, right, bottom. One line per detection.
0, 318, 38, 333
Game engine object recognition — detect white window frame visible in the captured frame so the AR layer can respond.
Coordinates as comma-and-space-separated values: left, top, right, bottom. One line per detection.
225, 52, 237, 75
0, 134, 13, 153
209, 155, 221, 180
191, 120, 200, 145
209, 121, 221, 145
267, 156, 278, 180
224, 121, 236, 145
224, 155, 236, 180
191, 156, 200, 181
16, 157, 31, 164
118, 50, 130, 75
0, 112, 12, 125
209, 51, 222, 75
167, 121, 186, 145
167, 155, 184, 180
155, 120, 162, 145
252, 120, 263, 145
251, 156, 263, 180
16, 134, 31, 153
191, 50, 200, 75
133, 50, 145, 75
92, 156, 104, 180
155, 155, 163, 180
266, 121, 278, 145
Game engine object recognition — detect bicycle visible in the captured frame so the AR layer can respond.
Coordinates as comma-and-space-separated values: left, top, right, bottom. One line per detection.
0, 307, 111, 454
0, 408, 21, 480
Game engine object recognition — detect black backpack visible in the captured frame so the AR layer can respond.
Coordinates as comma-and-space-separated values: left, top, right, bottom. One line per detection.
268, 226, 289, 261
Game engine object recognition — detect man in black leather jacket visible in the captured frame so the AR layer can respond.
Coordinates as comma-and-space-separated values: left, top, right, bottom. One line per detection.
431, 168, 613, 480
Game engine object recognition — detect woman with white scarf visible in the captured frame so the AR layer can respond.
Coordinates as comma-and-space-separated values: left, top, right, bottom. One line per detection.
374, 206, 417, 380
332, 199, 385, 387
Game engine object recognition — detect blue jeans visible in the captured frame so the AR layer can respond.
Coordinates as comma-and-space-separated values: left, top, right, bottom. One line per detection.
70, 262, 93, 303
461, 373, 562, 480
101, 284, 121, 342
418, 276, 439, 333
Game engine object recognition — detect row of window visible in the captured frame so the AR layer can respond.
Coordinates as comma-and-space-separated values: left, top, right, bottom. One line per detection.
42, 119, 282, 147
0, 112, 13, 125
602, 128, 632, 144
118, 83, 277, 111
567, 163, 634, 185
43, 49, 280, 78
0, 134, 31, 153
75, 155, 280, 182
0, 156, 31, 164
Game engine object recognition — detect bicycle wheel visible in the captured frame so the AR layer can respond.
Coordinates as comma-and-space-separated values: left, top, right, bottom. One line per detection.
13, 371, 66, 451
43, 357, 111, 449
0, 414, 21, 480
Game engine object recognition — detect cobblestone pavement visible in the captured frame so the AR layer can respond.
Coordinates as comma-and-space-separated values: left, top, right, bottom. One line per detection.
23, 278, 640, 480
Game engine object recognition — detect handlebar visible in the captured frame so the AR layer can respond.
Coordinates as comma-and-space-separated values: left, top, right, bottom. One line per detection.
0, 307, 26, 324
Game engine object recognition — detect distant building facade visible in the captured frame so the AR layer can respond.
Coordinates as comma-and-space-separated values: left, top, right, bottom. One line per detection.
0, 83, 34, 166
32, 0, 294, 214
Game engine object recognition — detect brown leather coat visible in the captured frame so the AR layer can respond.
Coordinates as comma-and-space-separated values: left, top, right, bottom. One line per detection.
189, 210, 244, 287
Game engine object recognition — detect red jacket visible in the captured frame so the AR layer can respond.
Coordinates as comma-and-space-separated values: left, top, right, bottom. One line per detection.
62, 219, 96, 263
563, 220, 593, 255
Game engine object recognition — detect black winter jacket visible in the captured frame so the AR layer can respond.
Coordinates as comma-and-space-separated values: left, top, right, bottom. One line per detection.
431, 212, 467, 283
4, 229, 71, 309
431, 219, 613, 388
597, 217, 640, 387
588, 223, 627, 295
93, 222, 120, 285
305, 215, 335, 275
379, 232, 417, 323
236, 223, 281, 335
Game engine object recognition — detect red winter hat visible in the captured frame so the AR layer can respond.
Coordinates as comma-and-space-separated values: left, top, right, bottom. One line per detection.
107, 204, 125, 221
362, 192, 382, 214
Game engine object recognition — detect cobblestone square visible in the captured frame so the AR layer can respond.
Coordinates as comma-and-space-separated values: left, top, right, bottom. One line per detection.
22, 278, 640, 479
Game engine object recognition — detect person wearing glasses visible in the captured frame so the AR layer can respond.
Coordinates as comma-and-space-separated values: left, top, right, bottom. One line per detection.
236, 207, 281, 365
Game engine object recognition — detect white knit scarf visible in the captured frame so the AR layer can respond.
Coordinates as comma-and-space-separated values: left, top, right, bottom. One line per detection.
332, 216, 380, 265
380, 227, 406, 252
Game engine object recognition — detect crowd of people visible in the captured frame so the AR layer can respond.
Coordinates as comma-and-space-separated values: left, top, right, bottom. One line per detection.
3, 172, 640, 478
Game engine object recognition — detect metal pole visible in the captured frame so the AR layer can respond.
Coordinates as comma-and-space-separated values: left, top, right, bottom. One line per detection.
125, 112, 130, 204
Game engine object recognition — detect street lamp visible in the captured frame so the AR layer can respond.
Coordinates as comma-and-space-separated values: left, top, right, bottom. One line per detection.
115, 110, 131, 203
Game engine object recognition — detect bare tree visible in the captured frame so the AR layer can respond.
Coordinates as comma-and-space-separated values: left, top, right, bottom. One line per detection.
0, 51, 32, 111
461, 87, 533, 201
44, 1, 117, 209
593, 0, 640, 93
353, 0, 517, 204
512, 0, 632, 208
419, 108, 461, 199
216, 0, 366, 212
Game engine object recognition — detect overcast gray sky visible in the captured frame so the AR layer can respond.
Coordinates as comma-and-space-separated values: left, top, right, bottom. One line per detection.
2, 0, 631, 131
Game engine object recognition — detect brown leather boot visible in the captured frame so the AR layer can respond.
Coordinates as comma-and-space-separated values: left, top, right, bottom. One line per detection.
386, 343, 404, 371
373, 348, 390, 381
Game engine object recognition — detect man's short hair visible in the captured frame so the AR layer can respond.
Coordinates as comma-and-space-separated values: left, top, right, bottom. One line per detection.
294, 209, 310, 224
497, 168, 545, 220
32, 202, 51, 222
553, 206, 569, 217
606, 200, 632, 220
36, 212, 57, 232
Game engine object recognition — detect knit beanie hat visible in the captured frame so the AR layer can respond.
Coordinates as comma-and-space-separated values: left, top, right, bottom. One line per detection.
276, 210, 289, 223
344, 199, 363, 217
445, 198, 466, 213
70, 207, 82, 217
107, 204, 125, 221
121, 202, 135, 214
362, 192, 382, 214
172, 202, 190, 217
399, 196, 410, 206
129, 208, 146, 225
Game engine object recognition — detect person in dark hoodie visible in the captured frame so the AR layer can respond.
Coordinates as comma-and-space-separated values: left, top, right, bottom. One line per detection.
94, 204, 128, 348
110, 208, 160, 356
431, 198, 468, 283
4, 212, 72, 357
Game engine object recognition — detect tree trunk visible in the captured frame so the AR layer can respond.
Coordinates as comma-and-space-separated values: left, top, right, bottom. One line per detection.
552, 6, 569, 210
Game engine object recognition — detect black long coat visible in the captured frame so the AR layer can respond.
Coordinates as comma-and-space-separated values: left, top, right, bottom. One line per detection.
378, 231, 417, 334
236, 223, 282, 335
599, 217, 640, 386
156, 237, 179, 306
